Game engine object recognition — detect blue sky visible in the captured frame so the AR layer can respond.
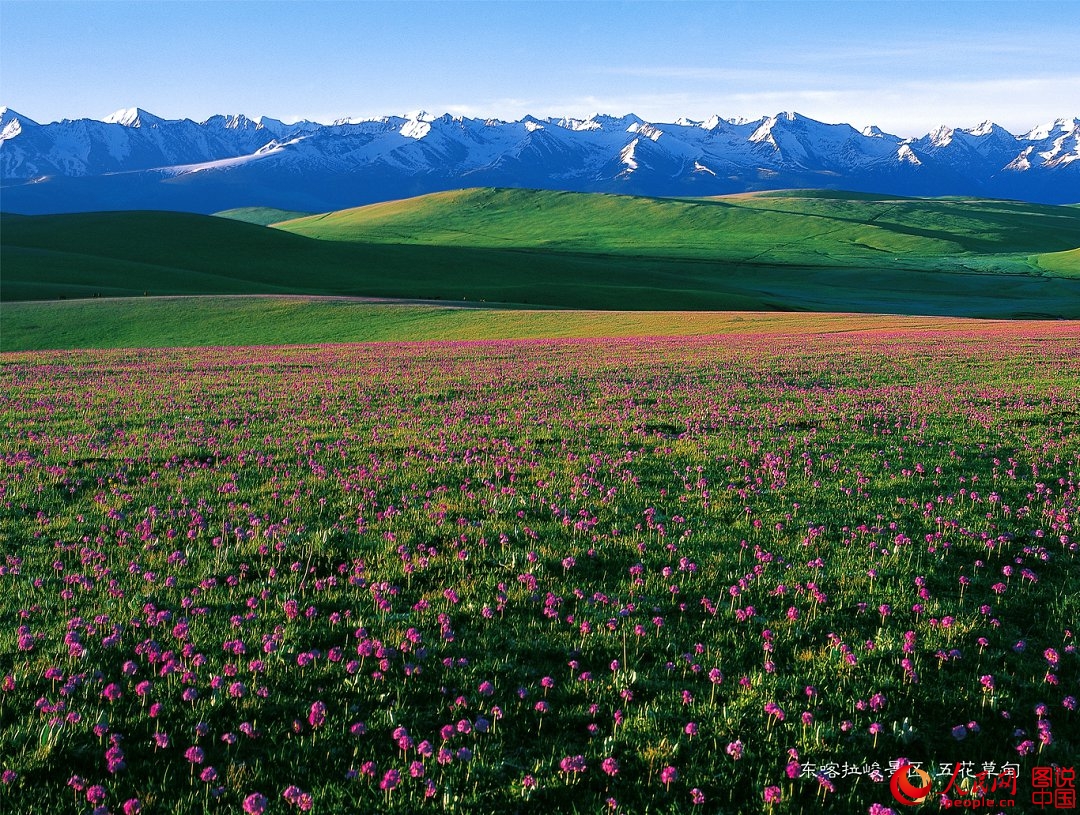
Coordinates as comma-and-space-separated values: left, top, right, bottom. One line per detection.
2, 0, 1078, 137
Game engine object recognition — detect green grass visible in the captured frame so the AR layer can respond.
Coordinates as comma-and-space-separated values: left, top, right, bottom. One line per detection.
2, 326, 1078, 813
1035, 247, 1080, 277
213, 206, 316, 225
1, 296, 996, 351
278, 187, 1080, 272
2, 189, 1079, 329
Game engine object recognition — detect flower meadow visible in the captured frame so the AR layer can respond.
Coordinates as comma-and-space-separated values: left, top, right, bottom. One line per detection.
1, 322, 1077, 814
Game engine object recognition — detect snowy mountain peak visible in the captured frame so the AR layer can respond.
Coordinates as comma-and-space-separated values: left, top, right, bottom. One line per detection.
897, 144, 922, 166
1025, 117, 1080, 141
929, 125, 954, 147
224, 114, 256, 130
559, 117, 600, 132
398, 110, 435, 138
627, 122, 664, 141
749, 118, 778, 145
1, 107, 37, 141
103, 107, 164, 127
750, 111, 812, 143
2, 108, 1077, 210
967, 120, 1002, 137
1006, 146, 1035, 172
200, 113, 261, 130
400, 117, 431, 140
1, 106, 27, 124
587, 113, 645, 130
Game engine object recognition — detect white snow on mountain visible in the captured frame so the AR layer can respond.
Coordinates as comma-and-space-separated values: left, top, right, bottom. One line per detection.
618, 139, 639, 174
1025, 118, 1078, 141
897, 144, 922, 166
103, 107, 165, 128
928, 125, 954, 148
2, 107, 1077, 212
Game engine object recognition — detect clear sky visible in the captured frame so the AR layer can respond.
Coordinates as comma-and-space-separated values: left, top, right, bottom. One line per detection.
2, 0, 1077, 137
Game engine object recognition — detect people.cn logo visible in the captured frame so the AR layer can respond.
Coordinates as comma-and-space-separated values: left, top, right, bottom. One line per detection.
890, 764, 934, 806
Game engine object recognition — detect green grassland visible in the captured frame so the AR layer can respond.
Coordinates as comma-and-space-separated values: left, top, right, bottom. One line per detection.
277, 188, 1080, 277
2, 326, 1078, 814
1, 297, 996, 352
213, 206, 315, 226
2, 189, 1079, 349
1035, 246, 1080, 275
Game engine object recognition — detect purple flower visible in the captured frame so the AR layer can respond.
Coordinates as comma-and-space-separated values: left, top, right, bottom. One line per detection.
559, 754, 587, 774
764, 785, 782, 804
660, 766, 678, 785
243, 792, 267, 815
106, 743, 126, 773
308, 700, 327, 729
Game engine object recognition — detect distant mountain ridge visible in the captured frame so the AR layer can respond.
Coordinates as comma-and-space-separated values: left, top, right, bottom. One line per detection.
1, 107, 1077, 213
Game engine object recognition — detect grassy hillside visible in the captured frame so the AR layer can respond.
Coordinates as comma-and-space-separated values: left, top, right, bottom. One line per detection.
1035, 247, 1080, 277
214, 206, 315, 225
3, 190, 1079, 322
277, 187, 1080, 275
0, 296, 1014, 352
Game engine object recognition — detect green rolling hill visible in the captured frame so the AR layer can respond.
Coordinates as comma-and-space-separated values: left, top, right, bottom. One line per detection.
275, 187, 1080, 276
214, 207, 315, 226
2, 189, 1079, 350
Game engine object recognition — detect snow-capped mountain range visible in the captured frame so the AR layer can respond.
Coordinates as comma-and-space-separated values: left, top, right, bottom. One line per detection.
2, 107, 1077, 214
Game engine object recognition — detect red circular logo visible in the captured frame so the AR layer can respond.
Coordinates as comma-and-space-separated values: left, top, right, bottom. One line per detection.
890, 764, 933, 806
